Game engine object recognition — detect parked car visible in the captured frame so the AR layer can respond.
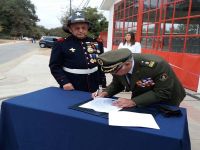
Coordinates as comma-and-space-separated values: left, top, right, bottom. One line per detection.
39, 36, 60, 48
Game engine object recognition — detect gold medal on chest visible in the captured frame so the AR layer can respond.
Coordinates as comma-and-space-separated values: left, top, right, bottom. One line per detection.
90, 59, 95, 63
87, 46, 94, 53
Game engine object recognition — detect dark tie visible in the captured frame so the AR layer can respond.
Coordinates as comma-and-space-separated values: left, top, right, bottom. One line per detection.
126, 73, 132, 85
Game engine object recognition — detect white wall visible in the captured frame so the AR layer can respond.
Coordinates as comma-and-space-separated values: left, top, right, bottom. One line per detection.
106, 5, 114, 51
100, 0, 120, 51
197, 76, 200, 93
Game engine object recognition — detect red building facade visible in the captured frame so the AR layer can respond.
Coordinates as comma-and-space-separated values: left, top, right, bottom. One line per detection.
112, 0, 200, 91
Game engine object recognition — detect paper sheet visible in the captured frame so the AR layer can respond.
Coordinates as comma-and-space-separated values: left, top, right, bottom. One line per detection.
79, 97, 122, 113
109, 111, 160, 129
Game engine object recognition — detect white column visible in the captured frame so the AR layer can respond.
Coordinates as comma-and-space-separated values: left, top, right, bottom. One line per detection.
106, 5, 114, 51
197, 76, 200, 93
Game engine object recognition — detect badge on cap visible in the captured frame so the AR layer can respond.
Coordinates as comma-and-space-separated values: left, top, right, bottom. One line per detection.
159, 73, 168, 81
69, 48, 76, 52
75, 12, 81, 16
149, 61, 156, 67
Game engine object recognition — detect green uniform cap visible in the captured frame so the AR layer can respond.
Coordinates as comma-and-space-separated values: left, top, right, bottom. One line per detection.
97, 48, 132, 73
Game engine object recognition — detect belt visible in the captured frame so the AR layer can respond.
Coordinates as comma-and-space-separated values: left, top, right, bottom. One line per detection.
63, 67, 98, 74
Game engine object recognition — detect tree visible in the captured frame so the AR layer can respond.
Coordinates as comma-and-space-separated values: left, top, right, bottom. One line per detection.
0, 22, 3, 32
34, 25, 49, 38
83, 7, 108, 38
175, 24, 200, 34
61, 7, 108, 38
48, 27, 67, 37
0, 0, 39, 37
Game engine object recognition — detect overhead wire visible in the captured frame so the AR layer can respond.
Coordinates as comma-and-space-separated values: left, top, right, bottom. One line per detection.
78, 0, 86, 8
83, 0, 90, 8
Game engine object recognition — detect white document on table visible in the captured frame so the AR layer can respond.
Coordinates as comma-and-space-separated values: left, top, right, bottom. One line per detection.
79, 97, 122, 113
109, 111, 160, 129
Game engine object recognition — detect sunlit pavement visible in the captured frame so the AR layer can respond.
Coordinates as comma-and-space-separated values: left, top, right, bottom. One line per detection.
0, 40, 25, 46
0, 48, 199, 150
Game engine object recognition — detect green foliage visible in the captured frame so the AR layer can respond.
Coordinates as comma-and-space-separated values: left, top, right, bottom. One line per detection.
0, 22, 3, 32
0, 1, 108, 39
61, 7, 108, 38
175, 24, 199, 34
47, 27, 68, 37
83, 7, 108, 38
0, 0, 39, 37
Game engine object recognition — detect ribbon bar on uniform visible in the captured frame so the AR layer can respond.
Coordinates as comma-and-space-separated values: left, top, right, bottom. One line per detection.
63, 67, 98, 74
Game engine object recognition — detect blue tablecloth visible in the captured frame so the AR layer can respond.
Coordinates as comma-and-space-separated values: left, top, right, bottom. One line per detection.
0, 87, 190, 150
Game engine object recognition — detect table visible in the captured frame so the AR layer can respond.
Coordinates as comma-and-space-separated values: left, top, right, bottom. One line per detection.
0, 87, 191, 150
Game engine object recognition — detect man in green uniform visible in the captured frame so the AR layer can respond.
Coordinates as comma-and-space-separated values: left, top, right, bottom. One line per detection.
93, 48, 186, 108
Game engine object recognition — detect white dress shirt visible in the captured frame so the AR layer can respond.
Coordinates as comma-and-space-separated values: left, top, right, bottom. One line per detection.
118, 42, 141, 53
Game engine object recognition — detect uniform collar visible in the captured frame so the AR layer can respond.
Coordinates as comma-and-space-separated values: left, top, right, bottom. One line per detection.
128, 58, 134, 74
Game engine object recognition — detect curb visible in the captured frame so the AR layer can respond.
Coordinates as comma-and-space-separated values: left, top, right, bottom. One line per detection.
0, 41, 26, 46
186, 92, 200, 101
0, 48, 40, 73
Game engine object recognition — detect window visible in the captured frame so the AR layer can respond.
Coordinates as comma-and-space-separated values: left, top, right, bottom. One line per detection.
186, 37, 200, 54
188, 18, 200, 35
113, 0, 139, 48
146, 37, 153, 48
171, 37, 185, 52
165, 4, 174, 20
190, 0, 200, 16
174, 1, 189, 18
173, 19, 187, 35
162, 37, 170, 51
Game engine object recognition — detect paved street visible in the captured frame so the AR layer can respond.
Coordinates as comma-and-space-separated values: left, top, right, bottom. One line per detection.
0, 41, 38, 64
0, 41, 56, 99
0, 42, 199, 149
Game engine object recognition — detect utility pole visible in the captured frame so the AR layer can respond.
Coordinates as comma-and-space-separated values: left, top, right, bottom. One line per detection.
70, 0, 72, 15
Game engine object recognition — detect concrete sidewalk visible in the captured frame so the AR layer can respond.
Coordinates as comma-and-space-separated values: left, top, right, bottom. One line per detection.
0, 40, 25, 46
0, 49, 199, 149
0, 54, 58, 99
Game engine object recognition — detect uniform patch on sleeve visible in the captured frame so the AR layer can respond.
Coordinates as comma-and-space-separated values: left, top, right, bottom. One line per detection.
159, 73, 168, 81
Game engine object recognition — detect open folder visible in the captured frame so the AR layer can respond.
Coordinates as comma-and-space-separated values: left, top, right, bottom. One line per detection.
69, 97, 158, 119
69, 97, 120, 118
69, 98, 159, 129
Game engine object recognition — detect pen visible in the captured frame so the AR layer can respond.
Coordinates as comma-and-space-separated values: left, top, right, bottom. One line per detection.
94, 85, 102, 97
94, 89, 99, 97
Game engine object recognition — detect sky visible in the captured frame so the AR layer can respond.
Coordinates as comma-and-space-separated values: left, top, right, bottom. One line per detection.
30, 0, 109, 29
